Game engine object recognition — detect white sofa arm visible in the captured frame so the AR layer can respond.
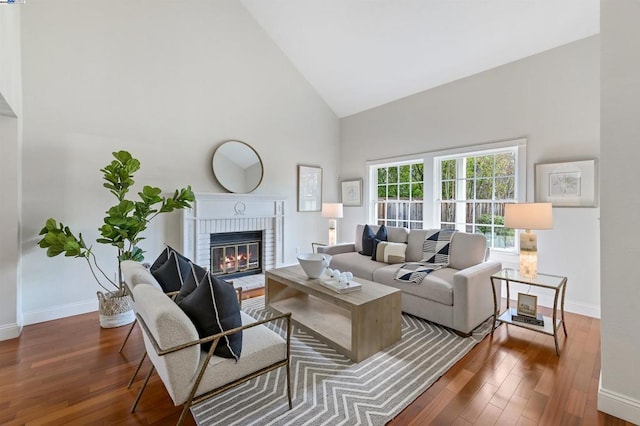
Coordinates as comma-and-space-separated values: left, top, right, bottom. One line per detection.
452, 261, 502, 335
317, 243, 356, 256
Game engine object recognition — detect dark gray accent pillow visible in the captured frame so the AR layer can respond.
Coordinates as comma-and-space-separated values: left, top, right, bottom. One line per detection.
150, 247, 191, 293
174, 263, 208, 304
178, 272, 242, 360
150, 247, 192, 293
360, 224, 388, 256
150, 245, 190, 272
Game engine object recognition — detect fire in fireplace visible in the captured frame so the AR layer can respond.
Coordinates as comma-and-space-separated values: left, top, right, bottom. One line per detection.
210, 231, 262, 278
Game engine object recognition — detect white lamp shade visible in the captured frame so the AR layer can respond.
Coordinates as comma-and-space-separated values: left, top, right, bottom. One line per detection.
322, 203, 343, 219
504, 203, 553, 230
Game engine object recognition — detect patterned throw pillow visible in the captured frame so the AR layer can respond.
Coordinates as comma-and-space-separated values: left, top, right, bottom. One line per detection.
421, 229, 457, 265
374, 241, 407, 264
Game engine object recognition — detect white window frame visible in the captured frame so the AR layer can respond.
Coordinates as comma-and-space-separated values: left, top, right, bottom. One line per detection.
365, 139, 526, 253
434, 142, 525, 253
369, 159, 425, 229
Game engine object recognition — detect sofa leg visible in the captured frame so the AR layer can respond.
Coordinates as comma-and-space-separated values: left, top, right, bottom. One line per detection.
454, 329, 472, 338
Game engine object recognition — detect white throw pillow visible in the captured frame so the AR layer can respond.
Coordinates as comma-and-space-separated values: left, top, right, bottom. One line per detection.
375, 241, 407, 264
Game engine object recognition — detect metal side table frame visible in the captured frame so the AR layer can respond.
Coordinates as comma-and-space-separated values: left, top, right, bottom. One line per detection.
490, 269, 568, 356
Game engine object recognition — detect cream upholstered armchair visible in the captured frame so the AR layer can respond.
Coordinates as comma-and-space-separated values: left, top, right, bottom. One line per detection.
129, 283, 292, 425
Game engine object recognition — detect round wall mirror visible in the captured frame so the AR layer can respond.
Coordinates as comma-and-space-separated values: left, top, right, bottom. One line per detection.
212, 140, 264, 193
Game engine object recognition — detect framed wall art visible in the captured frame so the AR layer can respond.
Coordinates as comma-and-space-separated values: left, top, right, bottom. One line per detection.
341, 179, 363, 207
535, 159, 597, 207
297, 165, 322, 212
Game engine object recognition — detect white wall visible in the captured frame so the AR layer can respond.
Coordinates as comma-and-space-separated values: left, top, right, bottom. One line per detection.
20, 0, 339, 323
599, 0, 640, 423
0, 5, 23, 341
0, 6, 21, 114
340, 36, 600, 317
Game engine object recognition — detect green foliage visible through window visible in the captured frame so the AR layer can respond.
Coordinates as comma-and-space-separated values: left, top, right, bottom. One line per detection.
438, 149, 517, 250
374, 161, 424, 228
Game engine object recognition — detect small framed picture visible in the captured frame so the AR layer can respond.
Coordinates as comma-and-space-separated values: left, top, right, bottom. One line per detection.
535, 159, 597, 207
298, 165, 322, 212
517, 293, 538, 317
341, 179, 362, 207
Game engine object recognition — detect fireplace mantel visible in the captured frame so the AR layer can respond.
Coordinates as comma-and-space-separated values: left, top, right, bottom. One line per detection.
181, 193, 286, 271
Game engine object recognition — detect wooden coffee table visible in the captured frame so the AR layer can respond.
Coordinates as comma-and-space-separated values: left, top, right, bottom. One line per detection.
265, 265, 402, 362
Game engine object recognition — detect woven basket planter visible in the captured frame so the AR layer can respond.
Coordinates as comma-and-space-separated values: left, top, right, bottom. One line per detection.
97, 289, 135, 328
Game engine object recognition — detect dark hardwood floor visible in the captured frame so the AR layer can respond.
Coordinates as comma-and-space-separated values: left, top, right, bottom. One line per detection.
0, 290, 633, 425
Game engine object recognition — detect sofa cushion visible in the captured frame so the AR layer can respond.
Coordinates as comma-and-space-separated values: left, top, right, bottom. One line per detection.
374, 241, 407, 264
329, 252, 387, 281
190, 311, 286, 405
354, 224, 409, 252
359, 224, 388, 256
178, 273, 242, 359
373, 265, 456, 306
448, 232, 487, 270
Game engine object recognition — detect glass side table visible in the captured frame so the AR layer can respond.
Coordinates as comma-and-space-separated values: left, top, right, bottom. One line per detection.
490, 269, 568, 356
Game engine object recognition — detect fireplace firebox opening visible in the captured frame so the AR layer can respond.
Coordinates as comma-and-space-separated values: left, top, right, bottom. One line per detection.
210, 231, 263, 279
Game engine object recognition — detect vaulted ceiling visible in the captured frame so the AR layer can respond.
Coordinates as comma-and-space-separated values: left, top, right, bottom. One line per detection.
241, 0, 600, 118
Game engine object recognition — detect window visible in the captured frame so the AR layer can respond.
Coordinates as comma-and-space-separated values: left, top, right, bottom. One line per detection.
366, 139, 525, 254
373, 161, 424, 229
437, 148, 517, 251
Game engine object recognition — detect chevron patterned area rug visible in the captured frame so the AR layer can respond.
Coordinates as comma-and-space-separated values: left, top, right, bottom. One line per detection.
191, 296, 491, 426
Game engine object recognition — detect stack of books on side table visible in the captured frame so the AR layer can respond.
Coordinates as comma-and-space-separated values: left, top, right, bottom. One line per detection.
510, 308, 544, 326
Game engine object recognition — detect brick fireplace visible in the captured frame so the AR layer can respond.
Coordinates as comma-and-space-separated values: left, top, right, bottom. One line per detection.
181, 193, 285, 277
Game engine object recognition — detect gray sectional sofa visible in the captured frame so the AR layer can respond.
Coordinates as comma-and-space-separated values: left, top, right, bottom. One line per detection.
318, 224, 502, 336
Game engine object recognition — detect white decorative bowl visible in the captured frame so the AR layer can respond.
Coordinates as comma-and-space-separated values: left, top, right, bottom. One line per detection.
297, 253, 332, 279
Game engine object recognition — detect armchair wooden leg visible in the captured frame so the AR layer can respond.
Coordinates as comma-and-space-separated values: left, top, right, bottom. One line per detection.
131, 364, 154, 413
119, 318, 138, 353
127, 351, 146, 389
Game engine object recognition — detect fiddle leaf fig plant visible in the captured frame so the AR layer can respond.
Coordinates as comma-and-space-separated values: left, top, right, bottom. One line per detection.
38, 150, 195, 294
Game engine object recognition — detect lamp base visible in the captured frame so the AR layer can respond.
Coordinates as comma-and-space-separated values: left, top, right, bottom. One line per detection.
328, 219, 337, 246
519, 250, 537, 278
519, 231, 538, 278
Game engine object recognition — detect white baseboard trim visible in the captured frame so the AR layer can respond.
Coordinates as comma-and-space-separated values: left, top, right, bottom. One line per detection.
23, 299, 98, 326
0, 322, 23, 341
598, 378, 640, 424
564, 300, 600, 318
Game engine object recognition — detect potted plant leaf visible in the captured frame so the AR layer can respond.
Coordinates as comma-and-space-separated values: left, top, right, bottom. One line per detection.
38, 150, 195, 328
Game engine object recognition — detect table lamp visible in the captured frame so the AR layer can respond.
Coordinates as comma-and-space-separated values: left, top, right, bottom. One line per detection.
504, 202, 553, 278
321, 203, 343, 246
